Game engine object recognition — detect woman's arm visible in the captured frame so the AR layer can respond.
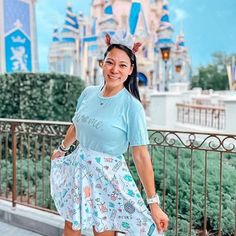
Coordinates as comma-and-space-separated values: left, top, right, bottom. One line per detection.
62, 123, 77, 148
51, 124, 76, 160
133, 145, 156, 197
133, 145, 169, 233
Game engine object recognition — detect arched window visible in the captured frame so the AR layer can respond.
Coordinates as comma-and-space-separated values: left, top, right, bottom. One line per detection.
138, 72, 148, 86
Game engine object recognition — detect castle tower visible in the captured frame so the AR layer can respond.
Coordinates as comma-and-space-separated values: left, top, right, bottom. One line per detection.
48, 2, 79, 75
48, 0, 191, 89
0, 0, 38, 73
172, 31, 191, 82
156, 0, 174, 91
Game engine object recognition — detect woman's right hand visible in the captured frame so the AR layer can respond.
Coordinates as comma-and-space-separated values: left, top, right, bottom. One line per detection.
51, 149, 65, 160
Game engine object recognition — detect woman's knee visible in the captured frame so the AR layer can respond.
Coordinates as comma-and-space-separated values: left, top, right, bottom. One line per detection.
93, 227, 116, 236
64, 221, 81, 236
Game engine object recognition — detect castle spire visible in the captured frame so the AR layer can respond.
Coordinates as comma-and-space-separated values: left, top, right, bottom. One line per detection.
61, 2, 79, 34
156, 0, 173, 48
61, 2, 79, 43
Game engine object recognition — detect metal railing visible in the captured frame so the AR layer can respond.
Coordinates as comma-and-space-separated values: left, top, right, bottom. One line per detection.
176, 103, 226, 130
0, 118, 235, 236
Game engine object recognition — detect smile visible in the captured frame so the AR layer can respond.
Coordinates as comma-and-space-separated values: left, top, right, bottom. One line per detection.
108, 75, 120, 80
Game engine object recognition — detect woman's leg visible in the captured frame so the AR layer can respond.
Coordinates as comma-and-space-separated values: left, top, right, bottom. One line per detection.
64, 220, 81, 236
93, 227, 116, 236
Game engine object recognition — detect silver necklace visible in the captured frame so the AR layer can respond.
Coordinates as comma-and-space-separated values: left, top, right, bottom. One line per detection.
98, 91, 109, 106
99, 98, 110, 106
100, 100, 104, 106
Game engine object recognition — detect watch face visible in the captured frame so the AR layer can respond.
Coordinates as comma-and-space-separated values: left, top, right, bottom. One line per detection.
147, 194, 160, 204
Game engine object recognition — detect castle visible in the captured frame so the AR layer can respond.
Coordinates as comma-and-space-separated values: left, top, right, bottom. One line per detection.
49, 0, 191, 90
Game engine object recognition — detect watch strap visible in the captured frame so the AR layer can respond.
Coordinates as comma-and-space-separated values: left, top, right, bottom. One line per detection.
146, 193, 160, 205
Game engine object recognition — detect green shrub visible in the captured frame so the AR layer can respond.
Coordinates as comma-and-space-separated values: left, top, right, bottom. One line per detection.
0, 73, 85, 121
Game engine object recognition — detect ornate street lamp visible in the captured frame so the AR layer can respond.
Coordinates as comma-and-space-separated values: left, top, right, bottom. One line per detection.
175, 64, 182, 73
160, 47, 171, 62
156, 0, 173, 91
175, 58, 182, 73
160, 46, 171, 91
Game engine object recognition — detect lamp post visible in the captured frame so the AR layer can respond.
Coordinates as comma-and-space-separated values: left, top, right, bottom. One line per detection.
156, 0, 173, 91
93, 67, 97, 85
175, 64, 182, 73
175, 58, 182, 73
160, 46, 171, 91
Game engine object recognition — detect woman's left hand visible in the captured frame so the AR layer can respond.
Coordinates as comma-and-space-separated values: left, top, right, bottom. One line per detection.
149, 203, 169, 234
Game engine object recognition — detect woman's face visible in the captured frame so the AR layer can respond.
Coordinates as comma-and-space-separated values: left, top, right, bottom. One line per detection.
102, 48, 133, 90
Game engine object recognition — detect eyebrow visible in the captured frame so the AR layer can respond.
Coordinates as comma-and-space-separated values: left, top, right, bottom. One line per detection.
106, 58, 129, 64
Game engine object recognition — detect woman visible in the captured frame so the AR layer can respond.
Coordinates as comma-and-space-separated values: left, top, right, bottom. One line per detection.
50, 33, 169, 236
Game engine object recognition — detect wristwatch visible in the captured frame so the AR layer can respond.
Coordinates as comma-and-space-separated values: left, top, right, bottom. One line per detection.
146, 193, 160, 205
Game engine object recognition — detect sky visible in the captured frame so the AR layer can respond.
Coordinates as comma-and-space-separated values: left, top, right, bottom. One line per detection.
36, 0, 236, 72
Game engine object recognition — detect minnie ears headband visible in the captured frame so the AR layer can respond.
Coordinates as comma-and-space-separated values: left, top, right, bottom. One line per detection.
105, 33, 142, 54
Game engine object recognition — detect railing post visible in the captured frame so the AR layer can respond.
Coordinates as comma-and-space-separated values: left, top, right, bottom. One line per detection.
11, 122, 17, 207
224, 99, 236, 133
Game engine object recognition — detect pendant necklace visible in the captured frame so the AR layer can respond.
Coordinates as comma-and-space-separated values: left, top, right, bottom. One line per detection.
98, 91, 109, 106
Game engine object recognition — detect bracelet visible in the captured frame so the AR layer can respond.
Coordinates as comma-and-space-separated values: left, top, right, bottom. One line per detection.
146, 193, 160, 205
59, 140, 70, 152
57, 146, 66, 154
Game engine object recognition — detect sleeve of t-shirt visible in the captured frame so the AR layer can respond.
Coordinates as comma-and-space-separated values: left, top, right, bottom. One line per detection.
75, 85, 95, 111
75, 88, 87, 111
127, 102, 149, 146
72, 86, 90, 123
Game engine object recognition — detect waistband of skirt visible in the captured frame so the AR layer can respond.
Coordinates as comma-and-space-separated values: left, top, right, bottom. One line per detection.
77, 145, 123, 158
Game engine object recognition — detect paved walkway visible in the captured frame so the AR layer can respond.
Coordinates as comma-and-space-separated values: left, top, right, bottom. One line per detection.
0, 221, 44, 236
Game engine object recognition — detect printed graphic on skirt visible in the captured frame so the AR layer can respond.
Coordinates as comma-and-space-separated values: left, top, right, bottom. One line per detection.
50, 146, 163, 236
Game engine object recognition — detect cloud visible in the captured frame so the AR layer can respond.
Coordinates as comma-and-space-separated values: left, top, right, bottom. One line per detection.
173, 8, 189, 23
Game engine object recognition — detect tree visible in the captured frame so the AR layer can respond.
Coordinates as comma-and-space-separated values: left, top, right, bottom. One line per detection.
191, 52, 236, 90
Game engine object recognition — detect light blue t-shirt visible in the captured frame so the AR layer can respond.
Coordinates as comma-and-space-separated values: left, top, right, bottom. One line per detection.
72, 85, 149, 156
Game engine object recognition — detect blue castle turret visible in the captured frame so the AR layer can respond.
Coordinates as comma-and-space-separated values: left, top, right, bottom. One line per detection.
156, 0, 174, 49
61, 4, 79, 42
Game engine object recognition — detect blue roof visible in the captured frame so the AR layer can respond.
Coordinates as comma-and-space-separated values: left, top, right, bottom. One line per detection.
160, 14, 170, 23
81, 36, 98, 42
60, 37, 76, 43
163, 5, 168, 11
156, 38, 173, 45
52, 37, 60, 42
129, 2, 141, 35
61, 6, 79, 33
104, 5, 113, 15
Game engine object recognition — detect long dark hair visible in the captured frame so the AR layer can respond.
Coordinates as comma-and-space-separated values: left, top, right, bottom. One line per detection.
103, 44, 141, 101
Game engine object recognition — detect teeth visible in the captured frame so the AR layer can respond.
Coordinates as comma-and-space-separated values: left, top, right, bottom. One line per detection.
109, 75, 119, 80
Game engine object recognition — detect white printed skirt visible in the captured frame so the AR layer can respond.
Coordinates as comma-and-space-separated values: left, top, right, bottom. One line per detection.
50, 146, 163, 236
